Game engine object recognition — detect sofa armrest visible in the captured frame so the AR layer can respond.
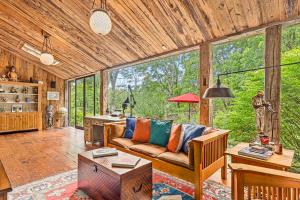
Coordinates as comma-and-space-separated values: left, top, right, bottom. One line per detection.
103, 122, 126, 146
192, 129, 230, 180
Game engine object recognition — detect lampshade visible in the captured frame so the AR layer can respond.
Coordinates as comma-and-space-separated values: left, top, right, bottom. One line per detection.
90, 9, 112, 35
202, 78, 235, 99
40, 52, 54, 65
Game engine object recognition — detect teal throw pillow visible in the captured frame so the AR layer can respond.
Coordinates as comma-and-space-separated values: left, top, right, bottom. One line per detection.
149, 120, 173, 147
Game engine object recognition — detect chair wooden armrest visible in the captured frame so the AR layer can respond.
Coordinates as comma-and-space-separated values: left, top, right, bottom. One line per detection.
192, 129, 230, 199
0, 160, 12, 199
229, 163, 300, 200
103, 122, 126, 146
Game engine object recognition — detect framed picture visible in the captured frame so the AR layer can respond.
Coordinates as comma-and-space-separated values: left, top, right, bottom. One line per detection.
47, 91, 60, 101
12, 105, 17, 112
17, 105, 23, 112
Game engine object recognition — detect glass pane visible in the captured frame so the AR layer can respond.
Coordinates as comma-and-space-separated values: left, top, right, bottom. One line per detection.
281, 24, 300, 173
69, 81, 75, 126
85, 76, 95, 117
107, 51, 200, 123
212, 35, 265, 145
95, 73, 100, 116
75, 78, 84, 127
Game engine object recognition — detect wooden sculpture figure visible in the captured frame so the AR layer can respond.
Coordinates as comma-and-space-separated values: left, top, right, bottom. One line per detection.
7, 66, 18, 82
252, 91, 274, 134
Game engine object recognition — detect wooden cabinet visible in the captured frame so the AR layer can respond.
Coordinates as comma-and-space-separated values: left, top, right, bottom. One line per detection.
0, 114, 6, 131
0, 81, 42, 133
0, 112, 39, 133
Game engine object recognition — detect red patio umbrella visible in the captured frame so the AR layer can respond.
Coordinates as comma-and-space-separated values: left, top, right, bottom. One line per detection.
168, 93, 200, 121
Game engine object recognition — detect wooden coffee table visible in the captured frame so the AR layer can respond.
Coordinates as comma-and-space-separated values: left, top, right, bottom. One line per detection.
225, 142, 295, 171
78, 149, 152, 200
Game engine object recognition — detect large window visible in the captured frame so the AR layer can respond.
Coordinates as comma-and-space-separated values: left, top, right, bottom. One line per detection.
107, 51, 200, 123
281, 24, 300, 173
212, 34, 265, 144
68, 73, 100, 128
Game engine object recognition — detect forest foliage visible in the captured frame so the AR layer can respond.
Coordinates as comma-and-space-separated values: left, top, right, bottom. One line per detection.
69, 24, 300, 173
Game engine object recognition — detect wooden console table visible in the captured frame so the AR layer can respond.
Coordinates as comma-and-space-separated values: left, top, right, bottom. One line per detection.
84, 115, 125, 146
0, 160, 12, 200
225, 142, 295, 171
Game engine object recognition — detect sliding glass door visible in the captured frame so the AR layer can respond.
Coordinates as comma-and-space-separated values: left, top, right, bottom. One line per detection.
68, 74, 100, 129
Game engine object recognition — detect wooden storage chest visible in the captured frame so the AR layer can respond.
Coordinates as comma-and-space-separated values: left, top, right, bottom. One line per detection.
78, 150, 152, 200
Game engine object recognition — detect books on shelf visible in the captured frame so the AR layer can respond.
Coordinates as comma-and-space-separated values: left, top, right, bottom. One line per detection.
238, 146, 273, 160
92, 147, 118, 158
111, 155, 141, 168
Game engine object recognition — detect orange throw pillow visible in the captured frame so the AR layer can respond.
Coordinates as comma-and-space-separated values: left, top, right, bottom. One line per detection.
132, 118, 151, 143
167, 124, 183, 152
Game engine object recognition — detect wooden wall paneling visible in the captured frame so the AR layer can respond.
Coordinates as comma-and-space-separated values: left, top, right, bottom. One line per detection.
199, 43, 212, 126
264, 25, 282, 143
100, 70, 108, 115
0, 48, 65, 129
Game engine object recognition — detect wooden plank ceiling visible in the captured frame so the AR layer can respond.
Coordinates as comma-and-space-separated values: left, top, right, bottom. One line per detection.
0, 0, 299, 79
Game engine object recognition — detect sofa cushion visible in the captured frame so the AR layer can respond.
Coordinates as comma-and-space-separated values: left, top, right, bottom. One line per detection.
158, 152, 191, 169
129, 143, 166, 157
167, 124, 184, 153
181, 124, 206, 154
149, 119, 173, 147
132, 118, 151, 143
123, 117, 136, 139
111, 138, 139, 149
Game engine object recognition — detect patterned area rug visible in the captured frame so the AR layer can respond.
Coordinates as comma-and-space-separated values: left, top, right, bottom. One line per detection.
8, 169, 230, 200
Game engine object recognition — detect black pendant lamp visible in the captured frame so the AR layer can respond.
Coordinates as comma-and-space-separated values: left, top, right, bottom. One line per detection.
203, 76, 234, 99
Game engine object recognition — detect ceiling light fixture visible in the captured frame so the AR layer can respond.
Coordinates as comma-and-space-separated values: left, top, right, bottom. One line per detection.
40, 33, 54, 65
90, 0, 112, 35
21, 43, 60, 66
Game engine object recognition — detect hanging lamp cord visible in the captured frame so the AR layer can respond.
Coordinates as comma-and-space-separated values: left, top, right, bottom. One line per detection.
216, 61, 300, 80
92, 0, 107, 10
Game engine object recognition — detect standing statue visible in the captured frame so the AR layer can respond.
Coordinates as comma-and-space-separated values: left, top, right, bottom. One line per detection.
7, 66, 18, 82
252, 91, 275, 134
46, 105, 54, 128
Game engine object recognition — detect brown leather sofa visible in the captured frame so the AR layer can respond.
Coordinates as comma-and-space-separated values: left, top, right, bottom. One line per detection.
104, 122, 229, 200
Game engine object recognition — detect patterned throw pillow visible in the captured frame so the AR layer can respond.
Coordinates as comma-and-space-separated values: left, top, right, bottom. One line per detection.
132, 118, 151, 142
167, 124, 184, 152
149, 120, 173, 147
181, 124, 206, 154
123, 118, 136, 139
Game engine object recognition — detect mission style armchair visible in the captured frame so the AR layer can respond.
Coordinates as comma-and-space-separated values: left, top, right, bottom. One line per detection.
230, 163, 300, 200
103, 122, 229, 200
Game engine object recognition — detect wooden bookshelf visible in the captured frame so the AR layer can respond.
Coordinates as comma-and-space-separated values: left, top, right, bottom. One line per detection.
0, 81, 42, 133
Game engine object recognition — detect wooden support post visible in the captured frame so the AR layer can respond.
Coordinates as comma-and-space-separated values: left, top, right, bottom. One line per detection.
264, 25, 282, 143
100, 70, 108, 115
199, 43, 212, 126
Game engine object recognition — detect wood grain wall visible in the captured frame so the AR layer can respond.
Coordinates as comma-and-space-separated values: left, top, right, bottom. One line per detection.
0, 48, 65, 129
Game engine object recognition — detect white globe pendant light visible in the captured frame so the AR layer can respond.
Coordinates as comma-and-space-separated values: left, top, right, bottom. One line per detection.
89, 0, 112, 35
40, 33, 54, 65
40, 52, 54, 65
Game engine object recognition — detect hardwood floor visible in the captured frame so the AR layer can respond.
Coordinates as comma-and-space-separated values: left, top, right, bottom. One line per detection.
0, 127, 97, 187
0, 127, 230, 189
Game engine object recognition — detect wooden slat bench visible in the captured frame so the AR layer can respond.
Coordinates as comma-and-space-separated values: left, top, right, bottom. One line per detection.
0, 160, 11, 200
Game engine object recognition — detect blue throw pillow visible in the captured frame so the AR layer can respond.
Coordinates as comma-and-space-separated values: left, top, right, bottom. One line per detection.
181, 124, 205, 154
149, 120, 173, 147
123, 118, 136, 139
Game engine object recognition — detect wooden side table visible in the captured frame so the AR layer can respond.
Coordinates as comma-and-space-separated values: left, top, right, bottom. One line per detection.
225, 142, 295, 171
84, 115, 125, 146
